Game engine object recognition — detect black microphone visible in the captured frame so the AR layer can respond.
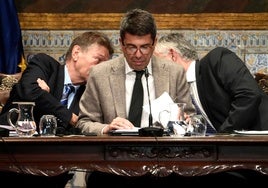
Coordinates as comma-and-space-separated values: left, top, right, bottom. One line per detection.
145, 68, 153, 127
138, 67, 163, 137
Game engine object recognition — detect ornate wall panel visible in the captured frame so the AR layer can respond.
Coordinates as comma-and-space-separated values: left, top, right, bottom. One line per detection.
18, 11, 268, 75
18, 13, 268, 30
22, 29, 268, 75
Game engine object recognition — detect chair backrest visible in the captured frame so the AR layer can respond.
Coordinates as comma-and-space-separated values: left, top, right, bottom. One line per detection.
255, 73, 268, 95
0, 72, 22, 112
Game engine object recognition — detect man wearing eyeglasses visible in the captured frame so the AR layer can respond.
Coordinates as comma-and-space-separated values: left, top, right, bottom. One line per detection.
76, 8, 194, 137
76, 8, 195, 187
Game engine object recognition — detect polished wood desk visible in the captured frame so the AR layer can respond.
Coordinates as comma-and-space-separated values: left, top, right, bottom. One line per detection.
0, 134, 268, 177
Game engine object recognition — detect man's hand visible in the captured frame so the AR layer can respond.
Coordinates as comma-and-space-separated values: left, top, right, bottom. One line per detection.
103, 117, 134, 134
70, 113, 78, 126
37, 78, 50, 92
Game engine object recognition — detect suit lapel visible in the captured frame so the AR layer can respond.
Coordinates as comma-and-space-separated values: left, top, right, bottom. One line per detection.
195, 60, 213, 120
69, 85, 85, 114
152, 56, 170, 98
110, 57, 127, 118
53, 64, 65, 100
108, 56, 171, 118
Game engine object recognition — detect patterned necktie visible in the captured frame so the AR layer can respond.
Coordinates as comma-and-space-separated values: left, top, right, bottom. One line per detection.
128, 70, 144, 127
60, 84, 75, 106
190, 94, 217, 134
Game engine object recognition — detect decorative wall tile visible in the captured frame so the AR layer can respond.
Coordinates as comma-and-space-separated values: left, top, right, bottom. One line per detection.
245, 54, 268, 74
22, 30, 268, 75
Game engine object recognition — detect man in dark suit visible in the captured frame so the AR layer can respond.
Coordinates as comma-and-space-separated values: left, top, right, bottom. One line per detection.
155, 33, 268, 133
154, 33, 268, 184
0, 31, 114, 188
0, 31, 114, 134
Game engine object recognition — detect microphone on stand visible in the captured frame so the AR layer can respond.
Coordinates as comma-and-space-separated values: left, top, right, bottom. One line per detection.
138, 67, 164, 137
145, 68, 153, 127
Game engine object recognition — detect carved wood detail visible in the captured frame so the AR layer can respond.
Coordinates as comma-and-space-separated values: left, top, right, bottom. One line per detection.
106, 145, 216, 161
18, 13, 268, 30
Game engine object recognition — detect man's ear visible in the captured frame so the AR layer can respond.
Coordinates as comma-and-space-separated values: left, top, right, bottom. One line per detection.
170, 49, 177, 62
72, 45, 81, 61
119, 38, 123, 45
153, 37, 157, 46
119, 38, 126, 52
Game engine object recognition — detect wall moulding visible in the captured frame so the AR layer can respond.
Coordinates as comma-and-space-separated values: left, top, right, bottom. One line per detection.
18, 13, 268, 30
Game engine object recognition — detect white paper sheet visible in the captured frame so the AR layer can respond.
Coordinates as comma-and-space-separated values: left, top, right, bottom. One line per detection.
143, 92, 174, 127
0, 124, 15, 130
234, 130, 268, 135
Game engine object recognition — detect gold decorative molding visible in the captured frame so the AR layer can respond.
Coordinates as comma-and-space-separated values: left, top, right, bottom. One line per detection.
19, 13, 268, 30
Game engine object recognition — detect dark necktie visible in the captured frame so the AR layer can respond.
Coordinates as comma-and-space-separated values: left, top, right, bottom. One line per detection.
190, 94, 217, 134
61, 84, 75, 106
128, 70, 144, 127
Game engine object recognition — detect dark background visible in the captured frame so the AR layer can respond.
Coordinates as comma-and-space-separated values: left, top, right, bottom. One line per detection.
15, 0, 268, 13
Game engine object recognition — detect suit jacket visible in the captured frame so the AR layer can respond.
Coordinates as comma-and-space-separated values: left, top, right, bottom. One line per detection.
196, 47, 268, 132
0, 53, 85, 134
77, 55, 195, 135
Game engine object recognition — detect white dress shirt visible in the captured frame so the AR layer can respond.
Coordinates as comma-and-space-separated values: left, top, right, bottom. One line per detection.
125, 59, 156, 128
63, 65, 79, 109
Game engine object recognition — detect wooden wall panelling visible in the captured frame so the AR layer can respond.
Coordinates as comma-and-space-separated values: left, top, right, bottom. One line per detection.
18, 13, 268, 30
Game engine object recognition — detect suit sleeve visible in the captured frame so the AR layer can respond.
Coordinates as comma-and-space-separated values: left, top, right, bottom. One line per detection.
16, 54, 72, 127
209, 47, 261, 131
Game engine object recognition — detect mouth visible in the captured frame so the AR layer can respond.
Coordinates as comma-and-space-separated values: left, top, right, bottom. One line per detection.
132, 57, 146, 64
133, 61, 143, 65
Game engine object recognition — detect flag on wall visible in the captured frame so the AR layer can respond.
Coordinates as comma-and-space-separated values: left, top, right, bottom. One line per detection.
0, 0, 25, 74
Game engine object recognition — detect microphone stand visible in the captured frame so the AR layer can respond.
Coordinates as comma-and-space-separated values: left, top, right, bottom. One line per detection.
138, 68, 164, 137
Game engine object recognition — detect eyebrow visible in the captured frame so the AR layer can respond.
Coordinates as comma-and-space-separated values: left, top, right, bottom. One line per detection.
125, 43, 152, 47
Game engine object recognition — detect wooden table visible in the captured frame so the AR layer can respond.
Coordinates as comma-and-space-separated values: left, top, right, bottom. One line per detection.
0, 134, 268, 177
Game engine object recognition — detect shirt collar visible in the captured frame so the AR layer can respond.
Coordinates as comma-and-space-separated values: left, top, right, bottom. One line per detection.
124, 58, 152, 75
64, 65, 79, 91
64, 65, 72, 84
186, 60, 196, 83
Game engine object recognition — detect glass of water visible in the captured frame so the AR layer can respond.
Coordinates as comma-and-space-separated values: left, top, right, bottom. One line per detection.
189, 114, 207, 136
39, 115, 57, 136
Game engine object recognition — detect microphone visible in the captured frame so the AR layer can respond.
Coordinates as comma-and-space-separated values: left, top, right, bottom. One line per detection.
138, 67, 164, 137
145, 68, 153, 127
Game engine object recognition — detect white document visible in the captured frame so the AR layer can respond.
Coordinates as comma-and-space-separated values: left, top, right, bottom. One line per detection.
234, 130, 268, 135
113, 127, 140, 133
143, 92, 175, 127
0, 124, 15, 130
110, 127, 140, 136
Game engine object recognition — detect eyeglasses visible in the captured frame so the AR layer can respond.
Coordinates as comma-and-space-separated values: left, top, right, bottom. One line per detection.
123, 44, 153, 55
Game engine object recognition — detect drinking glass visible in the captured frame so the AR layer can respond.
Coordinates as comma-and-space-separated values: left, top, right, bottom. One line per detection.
189, 114, 207, 136
39, 115, 57, 136
159, 103, 187, 136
